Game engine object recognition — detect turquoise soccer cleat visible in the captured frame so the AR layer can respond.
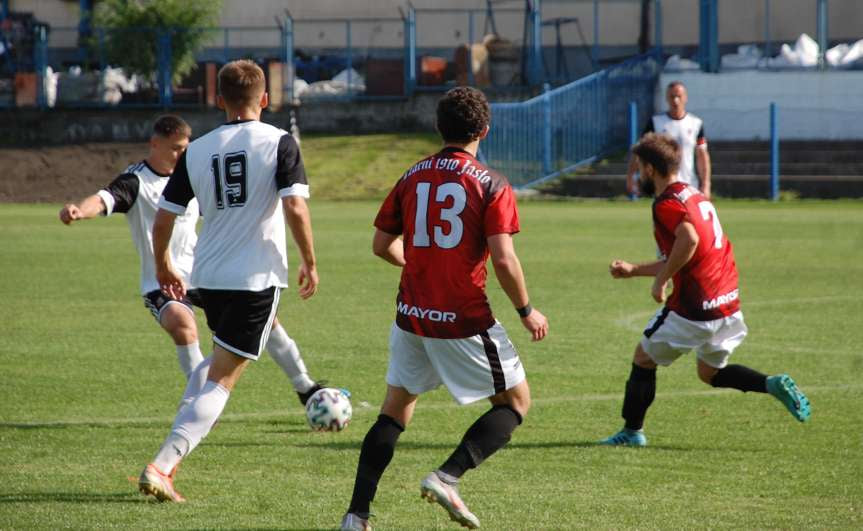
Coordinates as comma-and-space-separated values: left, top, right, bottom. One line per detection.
767, 374, 811, 422
598, 428, 647, 447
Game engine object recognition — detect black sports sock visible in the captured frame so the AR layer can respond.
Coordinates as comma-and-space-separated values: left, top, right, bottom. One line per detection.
347, 414, 404, 516
439, 405, 522, 479
622, 363, 657, 431
710, 364, 768, 393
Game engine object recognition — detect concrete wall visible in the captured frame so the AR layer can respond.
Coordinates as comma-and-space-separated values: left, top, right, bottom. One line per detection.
657, 71, 863, 140
12, 0, 862, 49
0, 93, 443, 146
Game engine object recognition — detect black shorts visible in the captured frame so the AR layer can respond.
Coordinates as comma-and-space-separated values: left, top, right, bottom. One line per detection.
197, 286, 280, 360
143, 289, 204, 322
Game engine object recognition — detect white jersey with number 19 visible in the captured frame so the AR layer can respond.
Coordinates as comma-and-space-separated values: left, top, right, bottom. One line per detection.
158, 119, 309, 291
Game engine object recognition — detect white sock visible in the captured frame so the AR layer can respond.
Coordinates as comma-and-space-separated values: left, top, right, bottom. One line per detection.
177, 356, 212, 413
176, 342, 204, 379
152, 380, 230, 473
266, 324, 315, 392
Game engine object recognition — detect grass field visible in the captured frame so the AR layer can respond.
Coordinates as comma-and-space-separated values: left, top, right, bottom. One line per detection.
1, 199, 861, 530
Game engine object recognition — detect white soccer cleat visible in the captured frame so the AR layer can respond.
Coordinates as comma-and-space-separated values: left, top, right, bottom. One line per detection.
138, 463, 186, 502
340, 512, 372, 531
420, 472, 480, 529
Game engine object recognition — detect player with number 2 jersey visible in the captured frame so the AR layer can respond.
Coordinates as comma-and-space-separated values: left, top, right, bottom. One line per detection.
598, 133, 810, 450
652, 180, 739, 321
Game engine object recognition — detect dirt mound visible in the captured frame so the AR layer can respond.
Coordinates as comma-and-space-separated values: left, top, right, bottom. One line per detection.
2, 143, 145, 203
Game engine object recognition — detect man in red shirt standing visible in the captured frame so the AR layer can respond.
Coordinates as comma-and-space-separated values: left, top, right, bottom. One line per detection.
600, 133, 810, 448
340, 87, 548, 531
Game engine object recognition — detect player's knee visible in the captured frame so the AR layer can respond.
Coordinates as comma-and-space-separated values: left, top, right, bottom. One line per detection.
492, 381, 530, 419
162, 310, 198, 344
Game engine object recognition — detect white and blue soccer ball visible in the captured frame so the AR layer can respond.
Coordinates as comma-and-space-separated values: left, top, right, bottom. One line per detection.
305, 387, 352, 431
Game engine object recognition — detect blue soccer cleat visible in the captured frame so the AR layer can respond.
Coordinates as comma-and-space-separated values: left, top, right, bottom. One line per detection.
598, 428, 647, 447
767, 374, 810, 422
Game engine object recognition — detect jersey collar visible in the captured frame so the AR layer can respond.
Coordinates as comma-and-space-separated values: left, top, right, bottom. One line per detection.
143, 159, 171, 178
439, 146, 473, 156
224, 119, 257, 126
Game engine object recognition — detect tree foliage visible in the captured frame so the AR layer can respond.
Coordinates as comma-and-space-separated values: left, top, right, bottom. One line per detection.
94, 0, 223, 85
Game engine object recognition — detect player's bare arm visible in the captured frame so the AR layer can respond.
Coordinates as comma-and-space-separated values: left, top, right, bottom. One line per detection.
651, 221, 699, 303
488, 233, 548, 341
152, 208, 186, 300
696, 147, 712, 199
372, 229, 406, 267
609, 259, 665, 278
59, 194, 106, 225
283, 195, 319, 299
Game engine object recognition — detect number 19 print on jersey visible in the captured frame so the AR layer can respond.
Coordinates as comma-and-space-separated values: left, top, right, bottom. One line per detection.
375, 147, 520, 339
159, 120, 308, 291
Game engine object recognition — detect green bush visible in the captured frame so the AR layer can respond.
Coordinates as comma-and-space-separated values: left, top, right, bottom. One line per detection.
93, 0, 223, 85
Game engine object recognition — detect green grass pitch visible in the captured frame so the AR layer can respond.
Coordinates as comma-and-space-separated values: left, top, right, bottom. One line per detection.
0, 199, 861, 529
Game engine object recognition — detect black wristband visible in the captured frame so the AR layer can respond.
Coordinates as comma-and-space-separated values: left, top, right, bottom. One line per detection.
516, 303, 532, 318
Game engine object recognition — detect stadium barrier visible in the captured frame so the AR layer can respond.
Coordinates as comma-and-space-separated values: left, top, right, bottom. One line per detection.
483, 49, 662, 189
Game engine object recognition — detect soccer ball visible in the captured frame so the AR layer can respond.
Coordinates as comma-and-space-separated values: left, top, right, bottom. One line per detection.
305, 387, 352, 431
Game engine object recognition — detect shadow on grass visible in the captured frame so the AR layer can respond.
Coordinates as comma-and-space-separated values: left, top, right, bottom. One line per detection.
0, 491, 145, 504
284, 439, 712, 453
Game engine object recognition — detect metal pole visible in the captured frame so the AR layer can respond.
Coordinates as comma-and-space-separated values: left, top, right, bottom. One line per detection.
467, 11, 475, 86
816, 0, 828, 69
346, 20, 353, 96
654, 0, 663, 57
770, 102, 779, 201
708, 0, 718, 72
764, 0, 772, 59
592, 0, 599, 70
531, 0, 543, 85
404, 7, 416, 96
286, 15, 294, 103
35, 24, 47, 108
542, 83, 552, 176
629, 101, 638, 148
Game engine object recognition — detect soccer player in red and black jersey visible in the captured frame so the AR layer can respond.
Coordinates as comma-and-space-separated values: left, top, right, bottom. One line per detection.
340, 87, 548, 531
599, 133, 810, 448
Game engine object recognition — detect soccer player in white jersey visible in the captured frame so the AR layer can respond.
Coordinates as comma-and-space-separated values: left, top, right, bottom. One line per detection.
58, 116, 325, 408
136, 60, 319, 503
626, 81, 712, 199
340, 87, 548, 531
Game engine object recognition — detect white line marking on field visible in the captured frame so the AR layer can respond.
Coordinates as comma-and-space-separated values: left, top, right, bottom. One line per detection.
613, 294, 859, 334
4, 383, 859, 429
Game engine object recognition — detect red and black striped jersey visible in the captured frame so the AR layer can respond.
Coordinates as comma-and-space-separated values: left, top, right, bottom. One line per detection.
375, 147, 519, 338
653, 181, 740, 321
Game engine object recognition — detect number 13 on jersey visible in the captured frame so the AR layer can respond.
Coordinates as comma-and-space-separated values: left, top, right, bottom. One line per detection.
413, 182, 467, 249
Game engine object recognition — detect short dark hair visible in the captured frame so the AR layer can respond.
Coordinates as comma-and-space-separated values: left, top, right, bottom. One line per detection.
152, 114, 191, 138
218, 59, 266, 108
666, 80, 685, 92
632, 133, 680, 177
436, 87, 490, 144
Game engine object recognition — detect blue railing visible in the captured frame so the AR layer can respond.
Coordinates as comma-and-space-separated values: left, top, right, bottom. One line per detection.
484, 49, 661, 189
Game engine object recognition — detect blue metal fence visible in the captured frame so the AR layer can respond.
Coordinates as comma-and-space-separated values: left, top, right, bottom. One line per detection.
484, 49, 661, 189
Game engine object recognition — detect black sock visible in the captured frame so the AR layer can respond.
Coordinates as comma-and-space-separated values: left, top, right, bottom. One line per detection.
710, 364, 768, 393
622, 363, 656, 431
347, 414, 404, 516
439, 405, 522, 479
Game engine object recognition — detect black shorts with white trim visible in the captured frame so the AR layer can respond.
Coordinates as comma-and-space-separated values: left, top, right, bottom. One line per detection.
197, 287, 280, 360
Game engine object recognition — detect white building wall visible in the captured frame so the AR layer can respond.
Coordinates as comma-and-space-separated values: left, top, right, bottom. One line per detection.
657, 71, 863, 139
10, 0, 862, 48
